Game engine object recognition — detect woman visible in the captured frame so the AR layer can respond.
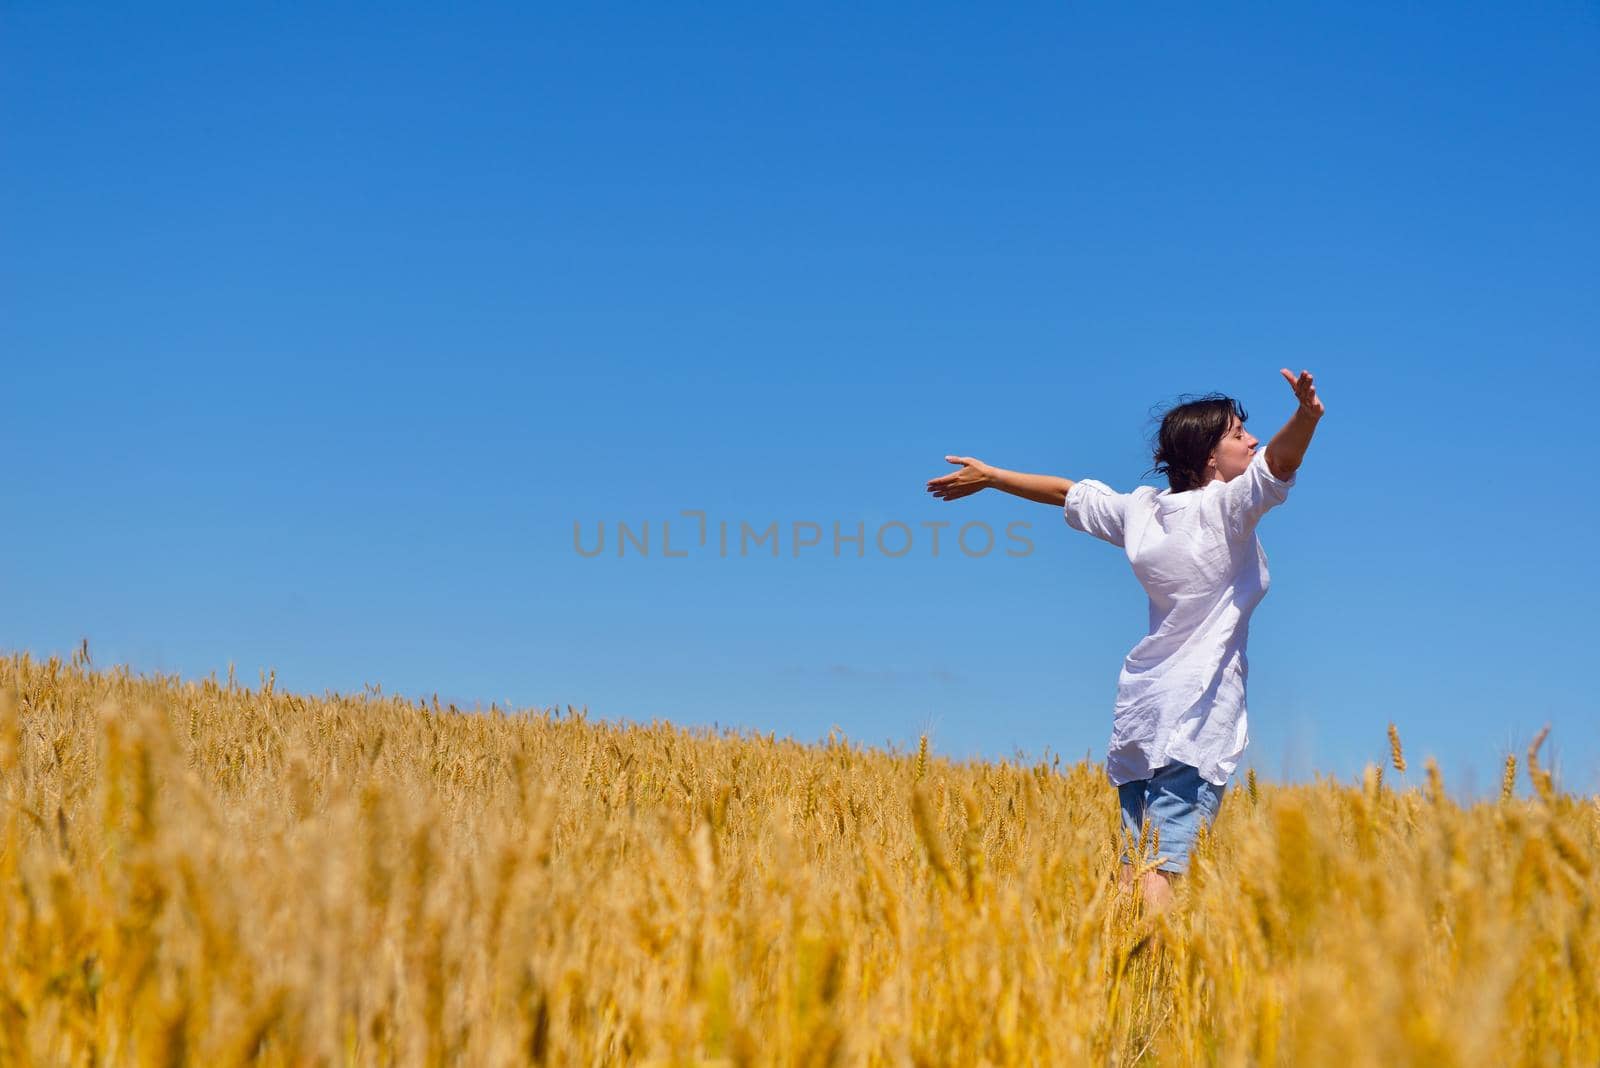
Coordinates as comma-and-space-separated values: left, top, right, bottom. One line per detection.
925, 369, 1324, 909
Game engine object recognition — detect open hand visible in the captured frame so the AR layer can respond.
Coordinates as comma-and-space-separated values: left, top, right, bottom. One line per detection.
1279, 368, 1325, 418
926, 455, 993, 501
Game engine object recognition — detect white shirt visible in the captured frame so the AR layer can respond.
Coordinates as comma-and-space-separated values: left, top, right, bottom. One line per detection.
1063, 446, 1295, 787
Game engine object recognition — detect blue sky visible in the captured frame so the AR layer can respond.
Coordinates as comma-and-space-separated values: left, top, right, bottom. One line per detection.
4, 3, 1597, 798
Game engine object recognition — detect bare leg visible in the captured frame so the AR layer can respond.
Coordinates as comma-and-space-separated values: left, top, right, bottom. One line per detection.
1118, 862, 1178, 912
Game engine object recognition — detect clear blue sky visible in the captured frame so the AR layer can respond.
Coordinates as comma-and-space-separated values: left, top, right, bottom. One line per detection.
4, 3, 1597, 799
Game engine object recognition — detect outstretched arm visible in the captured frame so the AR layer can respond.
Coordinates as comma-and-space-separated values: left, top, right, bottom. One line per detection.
1264, 369, 1325, 480
926, 455, 1074, 507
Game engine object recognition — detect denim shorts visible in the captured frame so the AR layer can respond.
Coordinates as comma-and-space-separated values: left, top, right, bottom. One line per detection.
1118, 761, 1228, 874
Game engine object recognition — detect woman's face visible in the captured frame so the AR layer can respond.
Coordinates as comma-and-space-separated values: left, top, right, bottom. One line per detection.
1208, 414, 1259, 484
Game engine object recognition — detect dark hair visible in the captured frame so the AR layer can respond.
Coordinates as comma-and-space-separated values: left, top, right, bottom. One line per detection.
1143, 392, 1249, 493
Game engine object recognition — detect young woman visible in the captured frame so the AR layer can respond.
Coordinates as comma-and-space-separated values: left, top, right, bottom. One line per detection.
925, 369, 1324, 909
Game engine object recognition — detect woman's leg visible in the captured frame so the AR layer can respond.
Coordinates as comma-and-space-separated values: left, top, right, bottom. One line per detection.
1118, 763, 1226, 911
1116, 775, 1178, 910
1116, 779, 1149, 893
1119, 861, 1177, 910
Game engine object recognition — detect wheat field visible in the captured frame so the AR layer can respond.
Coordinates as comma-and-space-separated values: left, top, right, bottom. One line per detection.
0, 649, 1595, 1066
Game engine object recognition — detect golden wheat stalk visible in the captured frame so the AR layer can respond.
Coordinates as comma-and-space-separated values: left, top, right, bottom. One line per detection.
1387, 722, 1407, 774
1526, 725, 1555, 803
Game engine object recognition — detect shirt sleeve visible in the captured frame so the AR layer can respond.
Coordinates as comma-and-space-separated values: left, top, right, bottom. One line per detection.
1063, 479, 1131, 548
1215, 446, 1295, 540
